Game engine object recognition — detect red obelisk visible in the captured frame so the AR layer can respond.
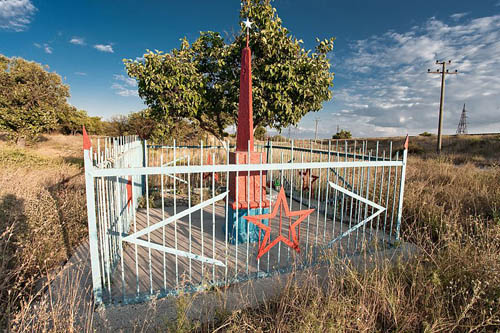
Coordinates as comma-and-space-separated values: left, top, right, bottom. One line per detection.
236, 36, 254, 151
227, 25, 270, 244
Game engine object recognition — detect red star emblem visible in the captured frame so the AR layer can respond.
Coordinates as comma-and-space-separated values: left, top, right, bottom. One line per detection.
299, 169, 319, 190
244, 187, 314, 259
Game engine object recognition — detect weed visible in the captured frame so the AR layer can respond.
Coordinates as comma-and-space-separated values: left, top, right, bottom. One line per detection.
2, 134, 500, 331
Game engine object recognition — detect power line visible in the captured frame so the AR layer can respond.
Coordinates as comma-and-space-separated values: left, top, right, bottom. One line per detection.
428, 60, 458, 153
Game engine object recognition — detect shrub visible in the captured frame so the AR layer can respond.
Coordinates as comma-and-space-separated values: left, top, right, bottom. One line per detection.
254, 126, 267, 141
332, 129, 352, 139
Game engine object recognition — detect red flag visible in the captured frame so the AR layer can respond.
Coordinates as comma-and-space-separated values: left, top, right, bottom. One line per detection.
83, 126, 91, 150
127, 176, 133, 208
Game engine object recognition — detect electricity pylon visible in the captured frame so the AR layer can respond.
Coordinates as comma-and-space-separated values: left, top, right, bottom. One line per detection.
456, 104, 467, 135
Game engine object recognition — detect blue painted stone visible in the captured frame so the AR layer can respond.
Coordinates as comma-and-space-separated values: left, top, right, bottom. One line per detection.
226, 207, 270, 244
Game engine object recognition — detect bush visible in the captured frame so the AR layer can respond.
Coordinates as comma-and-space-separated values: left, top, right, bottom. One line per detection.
419, 131, 432, 136
270, 134, 287, 142
332, 129, 352, 139
394, 142, 425, 156
254, 126, 266, 141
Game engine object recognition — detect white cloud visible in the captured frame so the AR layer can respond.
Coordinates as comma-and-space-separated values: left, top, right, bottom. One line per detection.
94, 44, 114, 53
34, 42, 52, 54
70, 37, 85, 45
112, 84, 138, 97
113, 74, 137, 87
112, 74, 137, 97
450, 12, 468, 21
75, 72, 87, 76
44, 45, 52, 54
324, 14, 500, 137
0, 0, 36, 31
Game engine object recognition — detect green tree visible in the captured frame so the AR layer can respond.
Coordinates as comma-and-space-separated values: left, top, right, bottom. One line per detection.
0, 55, 70, 143
128, 109, 157, 140
56, 105, 88, 135
124, 0, 334, 141
332, 129, 352, 139
254, 125, 266, 140
85, 116, 105, 135
107, 115, 129, 137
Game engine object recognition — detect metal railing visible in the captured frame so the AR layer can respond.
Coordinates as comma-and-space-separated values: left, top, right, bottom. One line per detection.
84, 137, 408, 305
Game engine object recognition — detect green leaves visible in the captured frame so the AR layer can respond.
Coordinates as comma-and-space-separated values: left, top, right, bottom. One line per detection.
124, 0, 335, 139
0, 56, 70, 143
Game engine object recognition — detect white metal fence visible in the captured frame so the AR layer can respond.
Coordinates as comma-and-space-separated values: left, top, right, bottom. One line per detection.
84, 137, 408, 305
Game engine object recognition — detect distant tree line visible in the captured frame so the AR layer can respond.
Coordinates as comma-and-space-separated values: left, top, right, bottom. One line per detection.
0, 54, 205, 144
104, 110, 207, 144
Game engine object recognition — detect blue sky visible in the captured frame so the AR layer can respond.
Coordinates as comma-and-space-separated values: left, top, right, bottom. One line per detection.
1, 0, 499, 138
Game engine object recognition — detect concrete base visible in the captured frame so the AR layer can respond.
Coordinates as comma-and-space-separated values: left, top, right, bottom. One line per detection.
92, 240, 419, 331
226, 206, 270, 244
34, 208, 419, 331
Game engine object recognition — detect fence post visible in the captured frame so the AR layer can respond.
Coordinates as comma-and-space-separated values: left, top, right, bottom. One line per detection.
83, 143, 103, 304
142, 139, 147, 196
395, 135, 409, 240
266, 138, 270, 164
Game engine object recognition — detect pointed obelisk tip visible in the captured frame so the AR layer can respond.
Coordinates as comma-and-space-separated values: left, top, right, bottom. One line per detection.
235, 40, 254, 151
83, 125, 91, 150
404, 134, 409, 150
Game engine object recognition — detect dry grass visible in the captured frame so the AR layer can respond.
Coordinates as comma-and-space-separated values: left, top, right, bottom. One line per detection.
1, 134, 500, 332
206, 145, 500, 332
0, 135, 88, 330
10, 262, 95, 332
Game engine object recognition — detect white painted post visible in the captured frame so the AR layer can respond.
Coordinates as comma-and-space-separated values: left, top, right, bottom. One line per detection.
84, 147, 103, 304
395, 137, 409, 240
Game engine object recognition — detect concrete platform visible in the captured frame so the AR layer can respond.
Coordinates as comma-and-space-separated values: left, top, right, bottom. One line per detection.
94, 238, 418, 331
37, 194, 414, 332
108, 195, 389, 304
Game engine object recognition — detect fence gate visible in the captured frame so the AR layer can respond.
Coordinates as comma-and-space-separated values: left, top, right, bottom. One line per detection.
84, 134, 408, 305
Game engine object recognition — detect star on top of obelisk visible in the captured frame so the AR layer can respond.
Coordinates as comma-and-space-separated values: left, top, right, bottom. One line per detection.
243, 18, 253, 47
243, 17, 253, 29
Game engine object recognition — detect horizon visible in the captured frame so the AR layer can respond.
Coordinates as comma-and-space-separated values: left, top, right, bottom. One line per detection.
1, 0, 499, 138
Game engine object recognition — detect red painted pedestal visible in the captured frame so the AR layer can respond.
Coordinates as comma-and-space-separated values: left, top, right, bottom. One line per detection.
228, 151, 270, 210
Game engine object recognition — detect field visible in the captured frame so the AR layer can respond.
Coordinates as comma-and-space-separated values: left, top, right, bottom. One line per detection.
1, 133, 499, 331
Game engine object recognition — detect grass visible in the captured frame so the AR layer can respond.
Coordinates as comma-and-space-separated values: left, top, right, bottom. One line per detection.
206, 136, 500, 332
0, 134, 88, 330
1, 133, 500, 332
199, 150, 499, 332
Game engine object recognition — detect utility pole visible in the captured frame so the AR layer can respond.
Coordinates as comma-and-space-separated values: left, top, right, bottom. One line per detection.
428, 60, 458, 153
314, 117, 320, 141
